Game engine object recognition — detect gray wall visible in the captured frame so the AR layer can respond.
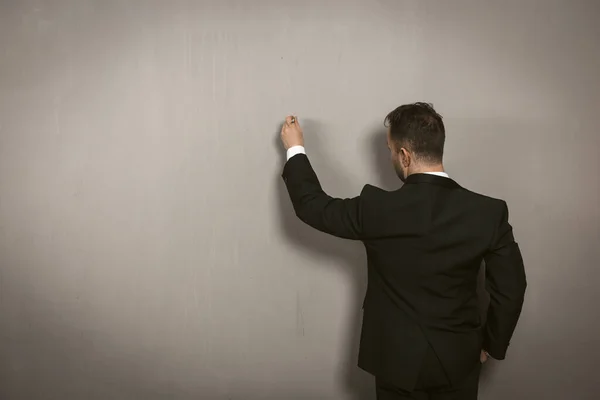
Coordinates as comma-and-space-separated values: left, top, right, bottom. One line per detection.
1, 1, 598, 399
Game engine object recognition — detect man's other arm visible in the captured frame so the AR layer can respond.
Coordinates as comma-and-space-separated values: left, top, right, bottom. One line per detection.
281, 147, 366, 240
483, 201, 527, 359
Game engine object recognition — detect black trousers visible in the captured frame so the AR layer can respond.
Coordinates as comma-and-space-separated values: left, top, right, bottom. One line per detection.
376, 345, 481, 400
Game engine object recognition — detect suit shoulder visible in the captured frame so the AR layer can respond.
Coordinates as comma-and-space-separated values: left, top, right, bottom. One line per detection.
459, 187, 507, 211
459, 186, 504, 203
360, 183, 398, 198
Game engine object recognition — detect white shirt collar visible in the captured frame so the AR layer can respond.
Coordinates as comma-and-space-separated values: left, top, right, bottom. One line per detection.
422, 171, 449, 178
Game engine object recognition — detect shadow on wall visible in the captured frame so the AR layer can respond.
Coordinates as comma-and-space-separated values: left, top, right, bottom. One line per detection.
366, 125, 399, 191
273, 119, 374, 400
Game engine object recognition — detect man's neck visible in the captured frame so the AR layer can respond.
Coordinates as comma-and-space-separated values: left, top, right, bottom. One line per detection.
410, 164, 445, 175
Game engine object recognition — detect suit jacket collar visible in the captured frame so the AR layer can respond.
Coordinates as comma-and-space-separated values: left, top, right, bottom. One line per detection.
404, 173, 462, 189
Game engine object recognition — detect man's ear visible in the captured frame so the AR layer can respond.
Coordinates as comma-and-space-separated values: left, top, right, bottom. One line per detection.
400, 148, 411, 167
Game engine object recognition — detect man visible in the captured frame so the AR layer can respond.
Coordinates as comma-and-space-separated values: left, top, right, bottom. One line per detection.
279, 103, 527, 400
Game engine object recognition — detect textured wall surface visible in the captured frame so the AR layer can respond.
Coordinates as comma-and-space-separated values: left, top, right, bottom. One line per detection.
1, 1, 599, 399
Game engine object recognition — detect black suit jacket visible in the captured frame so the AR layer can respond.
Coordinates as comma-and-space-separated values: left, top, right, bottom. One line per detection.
282, 154, 527, 390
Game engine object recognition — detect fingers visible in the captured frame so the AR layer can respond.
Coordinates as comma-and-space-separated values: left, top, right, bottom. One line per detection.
480, 350, 488, 363
285, 115, 299, 126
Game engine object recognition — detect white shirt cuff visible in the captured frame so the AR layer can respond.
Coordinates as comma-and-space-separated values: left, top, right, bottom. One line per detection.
286, 145, 306, 161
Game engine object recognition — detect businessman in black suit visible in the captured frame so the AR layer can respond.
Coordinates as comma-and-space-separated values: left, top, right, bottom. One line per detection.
279, 103, 527, 399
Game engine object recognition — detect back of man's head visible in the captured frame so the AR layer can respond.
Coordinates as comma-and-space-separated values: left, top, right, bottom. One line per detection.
384, 102, 445, 165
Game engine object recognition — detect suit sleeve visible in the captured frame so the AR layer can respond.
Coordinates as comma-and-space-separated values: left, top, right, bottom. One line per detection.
483, 201, 527, 359
281, 154, 367, 240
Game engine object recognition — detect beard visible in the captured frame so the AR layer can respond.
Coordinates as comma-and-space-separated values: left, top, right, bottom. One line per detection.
393, 162, 406, 182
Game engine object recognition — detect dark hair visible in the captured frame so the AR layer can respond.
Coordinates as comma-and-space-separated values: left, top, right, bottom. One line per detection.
384, 102, 445, 164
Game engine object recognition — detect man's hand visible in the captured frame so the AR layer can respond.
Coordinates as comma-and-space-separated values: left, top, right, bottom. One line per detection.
480, 350, 489, 364
280, 115, 304, 150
